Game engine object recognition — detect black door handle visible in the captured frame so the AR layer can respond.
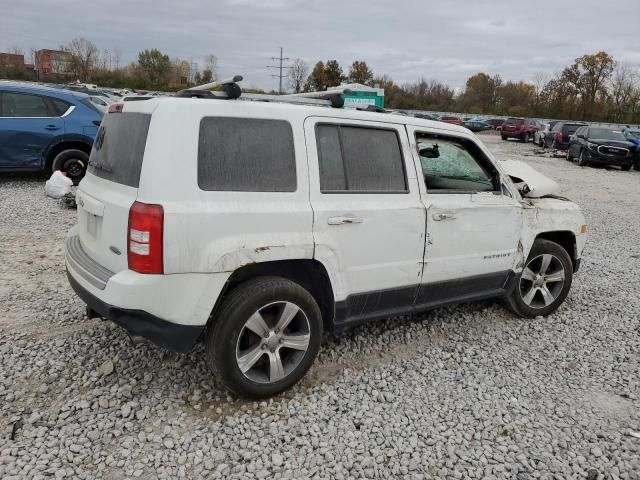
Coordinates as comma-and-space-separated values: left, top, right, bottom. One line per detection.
45, 125, 61, 131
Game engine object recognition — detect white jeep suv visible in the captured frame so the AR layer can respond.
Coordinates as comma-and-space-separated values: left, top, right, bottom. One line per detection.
65, 96, 587, 397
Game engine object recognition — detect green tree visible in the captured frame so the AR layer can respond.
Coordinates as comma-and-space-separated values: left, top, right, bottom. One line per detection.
137, 49, 171, 88
461, 73, 502, 113
348, 60, 373, 85
305, 61, 326, 91
324, 59, 344, 88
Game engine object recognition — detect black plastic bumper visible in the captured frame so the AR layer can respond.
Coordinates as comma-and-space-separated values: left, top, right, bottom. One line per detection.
67, 270, 204, 353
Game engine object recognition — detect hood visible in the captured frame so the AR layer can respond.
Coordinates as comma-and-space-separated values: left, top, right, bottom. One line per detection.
501, 160, 560, 198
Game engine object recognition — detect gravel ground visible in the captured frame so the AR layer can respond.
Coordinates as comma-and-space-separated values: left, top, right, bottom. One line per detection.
1, 134, 639, 480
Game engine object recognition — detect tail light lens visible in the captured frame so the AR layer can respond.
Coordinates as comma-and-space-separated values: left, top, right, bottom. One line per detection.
128, 201, 163, 274
557, 131, 563, 142
108, 103, 124, 113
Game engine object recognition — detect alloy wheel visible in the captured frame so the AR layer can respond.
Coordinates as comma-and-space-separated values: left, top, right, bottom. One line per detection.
519, 254, 565, 309
235, 301, 311, 384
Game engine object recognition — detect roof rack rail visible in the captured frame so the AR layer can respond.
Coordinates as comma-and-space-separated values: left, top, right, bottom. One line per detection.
175, 75, 349, 108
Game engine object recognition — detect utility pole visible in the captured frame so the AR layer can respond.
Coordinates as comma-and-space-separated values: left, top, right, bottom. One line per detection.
267, 47, 291, 94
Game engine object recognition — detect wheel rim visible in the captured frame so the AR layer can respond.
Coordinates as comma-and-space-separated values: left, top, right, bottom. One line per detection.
235, 301, 311, 384
519, 253, 565, 309
63, 159, 84, 178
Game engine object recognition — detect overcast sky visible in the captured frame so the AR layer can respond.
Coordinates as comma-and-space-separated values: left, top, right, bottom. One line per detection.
2, 0, 639, 91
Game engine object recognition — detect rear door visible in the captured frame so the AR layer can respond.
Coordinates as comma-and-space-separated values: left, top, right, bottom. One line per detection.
0, 91, 63, 168
304, 117, 426, 324
76, 110, 151, 273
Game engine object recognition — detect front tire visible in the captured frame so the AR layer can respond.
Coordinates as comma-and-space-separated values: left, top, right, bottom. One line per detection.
522, 132, 530, 143
504, 239, 573, 318
52, 149, 89, 185
566, 148, 573, 161
621, 163, 632, 171
205, 276, 322, 398
501, 135, 508, 141
577, 149, 589, 167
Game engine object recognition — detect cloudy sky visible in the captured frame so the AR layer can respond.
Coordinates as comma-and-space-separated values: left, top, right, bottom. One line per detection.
2, 0, 639, 90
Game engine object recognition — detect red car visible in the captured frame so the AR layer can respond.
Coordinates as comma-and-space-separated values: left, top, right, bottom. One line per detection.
501, 117, 542, 143
438, 115, 464, 126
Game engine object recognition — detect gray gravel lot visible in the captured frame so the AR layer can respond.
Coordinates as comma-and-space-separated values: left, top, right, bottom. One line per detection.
1, 134, 639, 479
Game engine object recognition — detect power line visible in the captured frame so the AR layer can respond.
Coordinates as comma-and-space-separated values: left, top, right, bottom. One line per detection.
267, 47, 291, 94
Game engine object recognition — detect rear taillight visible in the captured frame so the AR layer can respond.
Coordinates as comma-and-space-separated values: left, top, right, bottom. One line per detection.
108, 103, 124, 113
128, 201, 163, 274
557, 131, 563, 142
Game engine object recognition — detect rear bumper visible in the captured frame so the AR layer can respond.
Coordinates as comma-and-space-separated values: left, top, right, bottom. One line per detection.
67, 271, 203, 352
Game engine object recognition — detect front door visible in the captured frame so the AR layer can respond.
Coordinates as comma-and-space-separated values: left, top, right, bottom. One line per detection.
407, 126, 522, 307
304, 117, 426, 326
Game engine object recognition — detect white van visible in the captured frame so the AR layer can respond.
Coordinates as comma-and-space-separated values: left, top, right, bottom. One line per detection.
65, 96, 587, 397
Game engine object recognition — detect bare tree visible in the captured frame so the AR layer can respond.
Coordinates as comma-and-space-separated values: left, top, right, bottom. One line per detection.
609, 64, 638, 122
113, 47, 122, 70
65, 37, 99, 81
9, 45, 24, 55
287, 58, 308, 93
203, 54, 218, 82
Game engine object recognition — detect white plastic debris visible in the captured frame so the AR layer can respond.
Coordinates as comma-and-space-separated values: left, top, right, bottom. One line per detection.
44, 171, 73, 199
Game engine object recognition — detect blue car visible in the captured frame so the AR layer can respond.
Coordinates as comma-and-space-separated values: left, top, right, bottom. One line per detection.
623, 128, 640, 170
0, 81, 103, 183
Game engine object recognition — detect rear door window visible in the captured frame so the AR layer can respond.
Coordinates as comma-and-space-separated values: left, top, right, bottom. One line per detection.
1, 92, 50, 117
88, 112, 151, 188
198, 117, 296, 192
316, 124, 407, 193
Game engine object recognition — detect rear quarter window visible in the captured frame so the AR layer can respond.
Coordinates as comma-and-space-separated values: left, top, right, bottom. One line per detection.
198, 117, 296, 192
506, 118, 524, 125
88, 112, 151, 188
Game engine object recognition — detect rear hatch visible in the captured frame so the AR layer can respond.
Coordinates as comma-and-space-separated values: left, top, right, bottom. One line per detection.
76, 109, 152, 273
503, 118, 524, 133
560, 124, 583, 144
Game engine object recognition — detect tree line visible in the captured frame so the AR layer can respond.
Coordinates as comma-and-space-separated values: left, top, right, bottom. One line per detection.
3, 39, 640, 123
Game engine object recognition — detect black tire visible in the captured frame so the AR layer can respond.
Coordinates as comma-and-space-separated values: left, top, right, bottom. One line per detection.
522, 132, 530, 143
566, 148, 573, 161
205, 276, 322, 398
577, 149, 589, 167
621, 163, 632, 171
634, 159, 640, 171
538, 137, 545, 147
52, 149, 89, 185
504, 239, 573, 318
501, 135, 508, 141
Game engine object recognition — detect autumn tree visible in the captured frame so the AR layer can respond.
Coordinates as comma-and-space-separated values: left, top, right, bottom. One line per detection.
137, 49, 171, 88
65, 37, 99, 81
287, 58, 308, 93
562, 51, 615, 119
461, 73, 502, 113
348, 60, 373, 85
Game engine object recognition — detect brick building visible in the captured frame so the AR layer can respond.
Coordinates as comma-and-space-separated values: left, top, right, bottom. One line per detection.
35, 49, 73, 80
0, 52, 25, 70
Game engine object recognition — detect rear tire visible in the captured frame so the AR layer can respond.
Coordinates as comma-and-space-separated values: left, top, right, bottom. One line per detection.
501, 135, 508, 141
621, 163, 632, 171
205, 276, 322, 398
52, 149, 89, 185
504, 239, 573, 318
566, 148, 573, 161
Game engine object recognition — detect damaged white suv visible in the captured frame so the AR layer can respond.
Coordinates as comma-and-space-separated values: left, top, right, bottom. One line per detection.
65, 96, 588, 397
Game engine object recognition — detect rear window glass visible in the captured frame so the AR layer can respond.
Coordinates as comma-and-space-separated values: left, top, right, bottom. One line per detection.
88, 112, 151, 188
563, 124, 584, 135
506, 118, 524, 125
198, 117, 296, 192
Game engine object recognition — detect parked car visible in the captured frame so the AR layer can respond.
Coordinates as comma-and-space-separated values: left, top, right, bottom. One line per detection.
566, 126, 637, 170
413, 112, 439, 121
64, 96, 588, 397
486, 118, 505, 130
545, 122, 586, 150
534, 123, 550, 147
463, 120, 492, 132
438, 115, 464, 126
622, 128, 640, 146
87, 95, 115, 113
501, 118, 542, 142
0, 81, 103, 182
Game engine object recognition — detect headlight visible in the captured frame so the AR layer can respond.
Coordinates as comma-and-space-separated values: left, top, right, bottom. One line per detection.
586, 142, 598, 150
